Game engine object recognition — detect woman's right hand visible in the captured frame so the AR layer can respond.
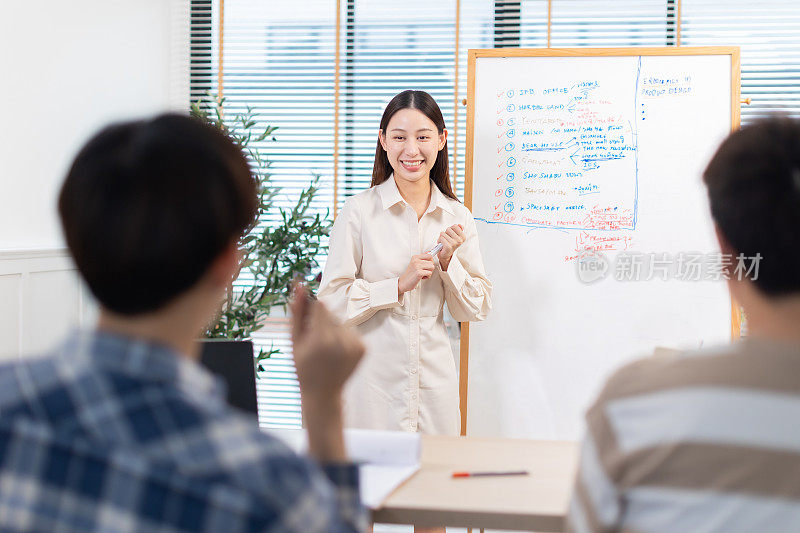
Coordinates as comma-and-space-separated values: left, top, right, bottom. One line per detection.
398, 254, 435, 295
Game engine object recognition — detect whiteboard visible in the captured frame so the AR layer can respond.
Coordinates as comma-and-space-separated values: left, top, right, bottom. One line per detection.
464, 48, 739, 440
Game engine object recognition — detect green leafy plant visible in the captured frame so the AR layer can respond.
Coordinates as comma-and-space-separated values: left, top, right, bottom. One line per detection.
191, 93, 331, 371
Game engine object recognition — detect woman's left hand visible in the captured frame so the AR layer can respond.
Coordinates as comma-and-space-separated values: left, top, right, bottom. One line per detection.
436, 224, 465, 271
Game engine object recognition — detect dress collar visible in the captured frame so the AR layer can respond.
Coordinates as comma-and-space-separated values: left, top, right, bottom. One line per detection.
427, 178, 456, 216
376, 174, 405, 210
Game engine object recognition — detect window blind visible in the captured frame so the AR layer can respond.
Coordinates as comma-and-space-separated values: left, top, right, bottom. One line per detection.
190, 0, 800, 429
229, 0, 337, 429
334, 0, 459, 208
542, 0, 669, 47
682, 0, 800, 123
190, 1, 213, 108
190, 0, 337, 428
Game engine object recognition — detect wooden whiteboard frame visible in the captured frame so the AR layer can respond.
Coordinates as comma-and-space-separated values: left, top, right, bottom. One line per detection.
459, 46, 742, 436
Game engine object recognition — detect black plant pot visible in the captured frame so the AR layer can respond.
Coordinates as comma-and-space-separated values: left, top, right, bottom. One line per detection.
198, 339, 258, 416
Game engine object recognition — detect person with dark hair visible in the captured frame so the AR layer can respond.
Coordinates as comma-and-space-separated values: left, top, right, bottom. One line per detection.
567, 116, 800, 532
0, 114, 367, 532
318, 90, 492, 440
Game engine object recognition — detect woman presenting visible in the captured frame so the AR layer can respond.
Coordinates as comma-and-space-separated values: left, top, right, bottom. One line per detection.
319, 89, 492, 436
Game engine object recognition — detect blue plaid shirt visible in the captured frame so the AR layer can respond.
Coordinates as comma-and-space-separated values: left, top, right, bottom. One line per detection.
0, 330, 366, 532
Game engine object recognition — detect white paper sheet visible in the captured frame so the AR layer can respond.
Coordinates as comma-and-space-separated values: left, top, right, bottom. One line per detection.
265, 428, 421, 509
358, 464, 419, 509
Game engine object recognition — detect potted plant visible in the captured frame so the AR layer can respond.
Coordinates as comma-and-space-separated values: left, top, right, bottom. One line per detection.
190, 93, 331, 406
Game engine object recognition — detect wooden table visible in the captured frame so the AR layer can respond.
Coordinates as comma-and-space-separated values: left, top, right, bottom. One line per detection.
372, 435, 579, 531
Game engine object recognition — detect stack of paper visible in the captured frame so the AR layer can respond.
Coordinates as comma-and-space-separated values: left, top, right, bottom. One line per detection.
266, 427, 421, 509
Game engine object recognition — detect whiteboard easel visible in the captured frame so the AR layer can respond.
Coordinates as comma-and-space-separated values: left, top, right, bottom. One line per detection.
460, 47, 741, 439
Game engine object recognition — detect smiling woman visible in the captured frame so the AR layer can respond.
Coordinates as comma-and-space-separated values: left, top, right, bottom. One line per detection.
374, 91, 459, 208
381, 108, 441, 186
318, 90, 493, 443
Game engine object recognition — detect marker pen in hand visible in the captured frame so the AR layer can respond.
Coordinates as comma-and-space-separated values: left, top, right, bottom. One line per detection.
426, 243, 443, 256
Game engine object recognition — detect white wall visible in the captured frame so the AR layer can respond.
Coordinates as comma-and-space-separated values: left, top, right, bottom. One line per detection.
0, 0, 188, 250
0, 0, 188, 356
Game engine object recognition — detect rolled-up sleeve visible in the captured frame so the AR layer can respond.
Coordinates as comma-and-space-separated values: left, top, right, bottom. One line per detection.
318, 198, 404, 327
438, 213, 492, 322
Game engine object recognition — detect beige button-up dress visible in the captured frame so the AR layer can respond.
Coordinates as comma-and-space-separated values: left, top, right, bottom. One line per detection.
318, 176, 492, 435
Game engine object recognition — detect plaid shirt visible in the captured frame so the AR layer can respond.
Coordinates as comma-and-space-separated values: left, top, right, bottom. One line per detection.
0, 330, 366, 532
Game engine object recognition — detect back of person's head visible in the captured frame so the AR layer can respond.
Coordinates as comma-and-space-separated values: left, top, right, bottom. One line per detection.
703, 115, 800, 296
59, 113, 257, 315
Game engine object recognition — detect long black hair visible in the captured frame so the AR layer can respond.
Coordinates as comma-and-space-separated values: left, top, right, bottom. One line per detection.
371, 90, 458, 201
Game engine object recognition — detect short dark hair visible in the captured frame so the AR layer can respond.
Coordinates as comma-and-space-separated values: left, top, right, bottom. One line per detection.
703, 116, 800, 296
59, 114, 257, 314
371, 90, 458, 201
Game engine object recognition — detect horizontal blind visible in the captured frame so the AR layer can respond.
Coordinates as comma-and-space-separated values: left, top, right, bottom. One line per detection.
222, 0, 336, 203
196, 0, 338, 428
544, 0, 670, 47
682, 0, 800, 123
251, 317, 296, 428
190, 1, 214, 110
335, 0, 459, 209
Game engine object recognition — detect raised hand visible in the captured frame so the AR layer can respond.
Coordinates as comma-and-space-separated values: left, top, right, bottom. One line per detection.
290, 284, 365, 399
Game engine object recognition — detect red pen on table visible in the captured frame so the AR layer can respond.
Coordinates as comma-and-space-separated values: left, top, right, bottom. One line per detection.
452, 470, 529, 478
